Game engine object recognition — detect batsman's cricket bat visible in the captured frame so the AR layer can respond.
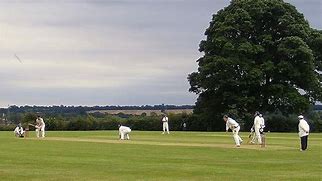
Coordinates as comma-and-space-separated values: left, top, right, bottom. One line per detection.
28, 123, 36, 127
246, 133, 253, 144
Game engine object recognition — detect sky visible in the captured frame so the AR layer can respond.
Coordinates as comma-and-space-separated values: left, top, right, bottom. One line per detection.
0, 0, 322, 108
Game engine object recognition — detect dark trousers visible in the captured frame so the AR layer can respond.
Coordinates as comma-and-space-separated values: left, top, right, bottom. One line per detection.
300, 135, 308, 150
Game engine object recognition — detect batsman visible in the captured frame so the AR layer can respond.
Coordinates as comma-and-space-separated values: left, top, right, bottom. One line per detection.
259, 113, 266, 147
32, 115, 46, 138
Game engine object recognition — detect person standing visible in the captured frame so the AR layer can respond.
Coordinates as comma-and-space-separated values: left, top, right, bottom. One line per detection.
259, 114, 265, 130
223, 115, 243, 147
253, 111, 262, 145
182, 122, 187, 131
162, 115, 170, 134
259, 114, 266, 147
298, 115, 310, 151
118, 125, 131, 140
35, 115, 45, 138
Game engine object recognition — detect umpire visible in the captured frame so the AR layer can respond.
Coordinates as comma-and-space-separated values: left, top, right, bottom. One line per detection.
298, 115, 310, 151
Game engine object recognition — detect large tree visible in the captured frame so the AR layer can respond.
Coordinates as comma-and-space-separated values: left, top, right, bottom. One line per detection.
188, 0, 322, 130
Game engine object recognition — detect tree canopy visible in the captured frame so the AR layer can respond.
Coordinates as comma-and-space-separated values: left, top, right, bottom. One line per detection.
188, 0, 322, 130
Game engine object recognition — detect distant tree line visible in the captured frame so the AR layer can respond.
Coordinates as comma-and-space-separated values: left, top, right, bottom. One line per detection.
0, 104, 193, 116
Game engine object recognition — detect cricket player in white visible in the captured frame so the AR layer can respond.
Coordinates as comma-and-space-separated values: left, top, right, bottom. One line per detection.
162, 115, 170, 134
253, 112, 262, 145
14, 123, 24, 137
259, 114, 265, 130
35, 116, 45, 138
223, 115, 243, 147
119, 125, 131, 140
259, 114, 266, 147
298, 115, 310, 151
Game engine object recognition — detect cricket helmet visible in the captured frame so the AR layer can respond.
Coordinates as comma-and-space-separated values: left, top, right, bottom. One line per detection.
254, 111, 260, 116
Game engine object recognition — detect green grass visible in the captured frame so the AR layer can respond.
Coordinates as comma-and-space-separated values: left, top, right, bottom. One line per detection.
0, 131, 321, 181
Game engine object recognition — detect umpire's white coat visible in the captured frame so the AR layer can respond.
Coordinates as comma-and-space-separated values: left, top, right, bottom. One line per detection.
298, 119, 310, 137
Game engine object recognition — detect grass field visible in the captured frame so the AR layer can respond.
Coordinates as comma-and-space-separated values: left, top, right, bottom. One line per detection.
0, 131, 321, 181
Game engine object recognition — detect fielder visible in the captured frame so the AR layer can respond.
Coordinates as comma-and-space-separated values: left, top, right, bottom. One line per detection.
14, 123, 24, 137
119, 125, 131, 140
35, 115, 45, 138
182, 122, 187, 131
298, 115, 310, 151
223, 115, 243, 147
161, 115, 170, 134
253, 112, 262, 145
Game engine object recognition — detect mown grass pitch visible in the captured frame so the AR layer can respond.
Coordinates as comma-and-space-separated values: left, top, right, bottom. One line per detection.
0, 131, 321, 181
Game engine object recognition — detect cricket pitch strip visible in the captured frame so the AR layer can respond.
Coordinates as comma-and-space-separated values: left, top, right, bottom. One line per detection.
29, 137, 294, 150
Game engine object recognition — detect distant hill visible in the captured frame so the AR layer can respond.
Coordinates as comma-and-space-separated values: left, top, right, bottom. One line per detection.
0, 105, 194, 116
87, 109, 193, 116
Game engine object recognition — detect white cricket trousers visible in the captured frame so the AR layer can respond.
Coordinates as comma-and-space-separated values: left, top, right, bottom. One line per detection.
254, 126, 262, 144
36, 125, 45, 138
163, 122, 169, 134
120, 130, 131, 140
232, 126, 243, 146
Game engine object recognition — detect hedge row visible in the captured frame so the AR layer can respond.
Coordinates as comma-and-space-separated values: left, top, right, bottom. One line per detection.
1, 112, 321, 132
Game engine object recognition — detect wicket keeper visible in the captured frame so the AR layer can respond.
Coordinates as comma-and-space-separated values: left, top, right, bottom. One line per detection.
14, 123, 24, 138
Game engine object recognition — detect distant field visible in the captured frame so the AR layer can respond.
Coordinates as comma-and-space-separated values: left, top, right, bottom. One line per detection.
0, 131, 321, 181
87, 109, 193, 116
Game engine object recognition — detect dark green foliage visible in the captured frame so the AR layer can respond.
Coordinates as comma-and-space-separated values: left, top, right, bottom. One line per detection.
184, 114, 208, 131
22, 112, 37, 124
1, 111, 321, 132
188, 0, 322, 130
265, 113, 298, 132
45, 117, 68, 131
306, 111, 322, 132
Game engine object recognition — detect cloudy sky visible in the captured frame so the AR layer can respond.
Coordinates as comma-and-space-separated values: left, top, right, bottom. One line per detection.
0, 0, 321, 108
